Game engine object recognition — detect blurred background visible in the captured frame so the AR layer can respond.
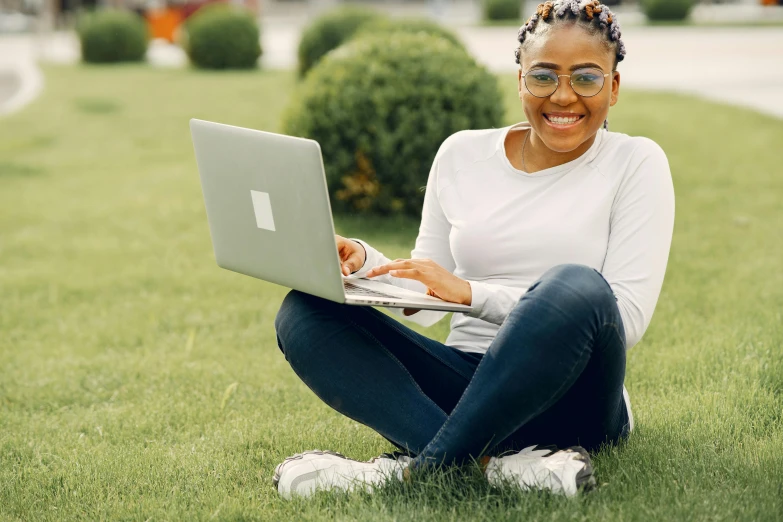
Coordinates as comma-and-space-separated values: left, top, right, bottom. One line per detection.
1, 0, 782, 519
2, 0, 783, 116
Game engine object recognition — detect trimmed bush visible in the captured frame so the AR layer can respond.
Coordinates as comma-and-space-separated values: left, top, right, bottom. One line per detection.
641, 0, 695, 21
77, 10, 148, 64
482, 0, 522, 21
283, 33, 504, 217
297, 6, 385, 77
353, 17, 464, 50
185, 4, 261, 70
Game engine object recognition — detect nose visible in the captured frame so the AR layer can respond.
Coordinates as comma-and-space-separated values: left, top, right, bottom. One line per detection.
549, 74, 579, 106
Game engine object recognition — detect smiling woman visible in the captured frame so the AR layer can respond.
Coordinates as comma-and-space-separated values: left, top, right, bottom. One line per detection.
512, 0, 626, 172
273, 0, 675, 500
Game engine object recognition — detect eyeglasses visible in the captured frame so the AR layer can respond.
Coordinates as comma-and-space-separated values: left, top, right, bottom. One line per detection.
521, 67, 611, 98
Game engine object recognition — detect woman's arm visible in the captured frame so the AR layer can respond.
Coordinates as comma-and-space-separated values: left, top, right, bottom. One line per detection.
600, 138, 675, 349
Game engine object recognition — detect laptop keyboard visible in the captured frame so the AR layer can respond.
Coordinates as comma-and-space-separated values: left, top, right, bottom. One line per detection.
344, 281, 400, 300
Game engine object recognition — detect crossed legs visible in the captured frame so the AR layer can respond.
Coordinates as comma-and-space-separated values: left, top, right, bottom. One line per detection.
274, 264, 631, 463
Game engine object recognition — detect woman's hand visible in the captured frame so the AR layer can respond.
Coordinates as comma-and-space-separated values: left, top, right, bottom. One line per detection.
335, 235, 366, 276
366, 258, 472, 306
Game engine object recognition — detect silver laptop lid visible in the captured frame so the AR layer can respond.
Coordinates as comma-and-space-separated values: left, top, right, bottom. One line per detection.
189, 119, 345, 303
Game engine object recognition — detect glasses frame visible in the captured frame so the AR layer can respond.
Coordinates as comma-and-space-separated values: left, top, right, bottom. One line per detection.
521, 68, 612, 99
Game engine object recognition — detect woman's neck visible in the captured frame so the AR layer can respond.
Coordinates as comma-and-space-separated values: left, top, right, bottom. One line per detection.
510, 126, 599, 173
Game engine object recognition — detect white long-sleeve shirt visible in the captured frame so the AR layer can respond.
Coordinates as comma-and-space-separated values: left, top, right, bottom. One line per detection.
350, 122, 676, 433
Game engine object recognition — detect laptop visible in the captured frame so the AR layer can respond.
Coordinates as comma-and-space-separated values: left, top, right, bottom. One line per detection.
189, 119, 473, 314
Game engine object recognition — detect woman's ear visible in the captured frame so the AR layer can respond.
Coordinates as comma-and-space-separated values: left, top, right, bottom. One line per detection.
518, 69, 525, 100
610, 70, 620, 106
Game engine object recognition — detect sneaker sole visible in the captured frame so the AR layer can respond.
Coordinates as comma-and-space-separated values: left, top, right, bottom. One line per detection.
564, 446, 597, 493
272, 450, 347, 487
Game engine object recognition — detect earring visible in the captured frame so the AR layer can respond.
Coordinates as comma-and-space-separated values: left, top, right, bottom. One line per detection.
603, 119, 609, 130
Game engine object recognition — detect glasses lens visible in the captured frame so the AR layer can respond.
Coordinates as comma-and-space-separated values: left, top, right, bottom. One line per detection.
570, 68, 605, 97
525, 68, 558, 97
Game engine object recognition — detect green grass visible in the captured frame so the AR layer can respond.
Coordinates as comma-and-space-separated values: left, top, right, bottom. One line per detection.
1, 64, 782, 521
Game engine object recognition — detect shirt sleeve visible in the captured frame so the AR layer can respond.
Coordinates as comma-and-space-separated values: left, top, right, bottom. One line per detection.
346, 139, 458, 328
600, 139, 675, 349
463, 280, 528, 325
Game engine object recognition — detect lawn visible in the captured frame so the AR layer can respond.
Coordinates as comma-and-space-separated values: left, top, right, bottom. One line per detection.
1, 64, 782, 521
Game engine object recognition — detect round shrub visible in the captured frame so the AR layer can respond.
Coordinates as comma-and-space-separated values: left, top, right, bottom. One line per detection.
77, 9, 148, 64
353, 17, 464, 50
185, 4, 261, 70
297, 6, 385, 77
283, 33, 504, 217
641, 0, 695, 21
482, 0, 522, 21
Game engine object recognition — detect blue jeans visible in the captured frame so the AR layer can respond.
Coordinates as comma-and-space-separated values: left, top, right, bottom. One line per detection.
274, 264, 631, 467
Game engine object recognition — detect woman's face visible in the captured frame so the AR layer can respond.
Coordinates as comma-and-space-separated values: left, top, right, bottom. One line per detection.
518, 23, 620, 153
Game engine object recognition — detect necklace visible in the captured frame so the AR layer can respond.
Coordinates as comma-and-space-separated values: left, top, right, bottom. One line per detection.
520, 129, 531, 173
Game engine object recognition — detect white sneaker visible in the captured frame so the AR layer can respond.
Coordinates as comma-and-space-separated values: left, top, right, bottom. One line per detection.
484, 444, 596, 497
273, 450, 411, 499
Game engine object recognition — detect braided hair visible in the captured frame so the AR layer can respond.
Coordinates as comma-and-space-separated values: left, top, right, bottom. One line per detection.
515, 0, 626, 70
515, 0, 625, 130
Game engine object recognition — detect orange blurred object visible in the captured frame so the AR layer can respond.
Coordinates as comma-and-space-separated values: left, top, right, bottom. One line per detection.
145, 0, 259, 44
760, 0, 778, 6
146, 8, 184, 43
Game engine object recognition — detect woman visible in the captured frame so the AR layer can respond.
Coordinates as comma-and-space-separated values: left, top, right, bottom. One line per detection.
273, 0, 674, 498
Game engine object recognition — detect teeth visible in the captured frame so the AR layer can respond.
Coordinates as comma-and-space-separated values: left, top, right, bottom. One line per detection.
548, 115, 580, 124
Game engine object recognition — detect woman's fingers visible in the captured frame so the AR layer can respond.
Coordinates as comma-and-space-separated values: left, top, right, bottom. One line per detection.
340, 252, 362, 275
366, 259, 428, 277
347, 255, 363, 274
358, 257, 468, 305
385, 268, 423, 280
337, 242, 351, 275
336, 237, 351, 261
335, 235, 367, 275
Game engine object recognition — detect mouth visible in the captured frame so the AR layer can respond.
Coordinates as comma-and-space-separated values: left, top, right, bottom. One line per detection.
543, 113, 585, 129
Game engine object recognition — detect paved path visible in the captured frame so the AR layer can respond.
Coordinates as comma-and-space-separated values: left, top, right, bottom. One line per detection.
0, 71, 21, 107
0, 34, 44, 116
2, 16, 783, 119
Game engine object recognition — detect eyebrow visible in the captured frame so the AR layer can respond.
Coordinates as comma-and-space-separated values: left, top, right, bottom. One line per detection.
529, 62, 605, 71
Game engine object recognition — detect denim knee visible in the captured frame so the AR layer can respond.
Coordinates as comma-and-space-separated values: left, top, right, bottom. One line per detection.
531, 264, 617, 312
274, 289, 318, 357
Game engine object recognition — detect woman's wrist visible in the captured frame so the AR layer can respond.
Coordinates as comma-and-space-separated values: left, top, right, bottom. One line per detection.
461, 279, 473, 306
352, 240, 367, 268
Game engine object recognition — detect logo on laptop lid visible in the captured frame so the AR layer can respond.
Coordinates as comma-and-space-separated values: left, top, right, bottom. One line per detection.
250, 190, 276, 231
